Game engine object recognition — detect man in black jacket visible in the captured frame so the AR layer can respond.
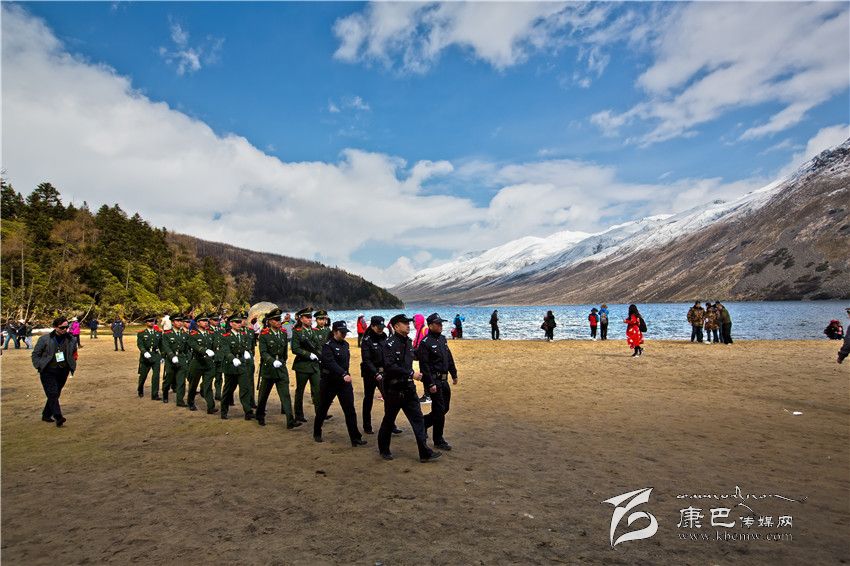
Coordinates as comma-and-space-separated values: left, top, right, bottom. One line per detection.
314, 321, 366, 447
31, 316, 78, 427
360, 315, 401, 436
416, 313, 459, 451
378, 315, 441, 463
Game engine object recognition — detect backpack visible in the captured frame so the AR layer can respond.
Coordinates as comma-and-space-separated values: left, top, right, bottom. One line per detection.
639, 317, 647, 333
600, 312, 608, 324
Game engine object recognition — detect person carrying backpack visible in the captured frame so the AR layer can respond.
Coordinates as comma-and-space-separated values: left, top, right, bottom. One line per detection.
599, 304, 610, 340
588, 308, 599, 340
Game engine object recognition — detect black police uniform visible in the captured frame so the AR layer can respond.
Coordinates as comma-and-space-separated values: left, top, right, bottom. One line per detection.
416, 331, 458, 447
360, 327, 386, 433
314, 330, 364, 444
378, 333, 434, 460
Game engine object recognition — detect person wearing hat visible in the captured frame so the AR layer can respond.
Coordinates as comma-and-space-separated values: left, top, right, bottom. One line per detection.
136, 316, 163, 400
241, 313, 258, 410
31, 316, 78, 427
290, 308, 325, 423
378, 314, 441, 463
686, 302, 705, 343
314, 320, 367, 446
361, 315, 388, 435
219, 313, 254, 420
256, 308, 300, 428
416, 313, 459, 451
186, 313, 218, 413
837, 307, 850, 365
208, 314, 225, 402
160, 313, 188, 404
314, 309, 331, 344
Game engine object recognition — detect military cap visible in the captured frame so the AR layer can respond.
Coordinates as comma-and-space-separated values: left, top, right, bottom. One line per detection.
370, 315, 385, 327
314, 309, 329, 319
171, 312, 185, 322
426, 313, 448, 325
389, 314, 413, 326
209, 313, 221, 321
295, 307, 313, 318
195, 313, 210, 322
332, 320, 350, 334
144, 315, 157, 323
227, 313, 244, 323
264, 307, 283, 322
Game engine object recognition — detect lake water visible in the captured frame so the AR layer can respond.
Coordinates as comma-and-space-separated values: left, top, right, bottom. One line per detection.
326, 301, 849, 341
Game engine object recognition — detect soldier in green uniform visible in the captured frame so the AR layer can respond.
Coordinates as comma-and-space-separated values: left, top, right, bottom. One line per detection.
290, 308, 324, 423
208, 314, 225, 402
171, 314, 191, 406
256, 308, 301, 428
136, 316, 162, 400
314, 310, 331, 344
160, 312, 183, 404
243, 317, 258, 410
220, 313, 255, 420
187, 313, 218, 414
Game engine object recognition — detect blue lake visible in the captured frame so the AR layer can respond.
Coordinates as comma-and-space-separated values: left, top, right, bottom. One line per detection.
326, 301, 849, 341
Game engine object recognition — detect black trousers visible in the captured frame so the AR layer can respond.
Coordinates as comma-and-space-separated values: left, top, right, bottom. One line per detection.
691, 325, 704, 342
378, 384, 430, 458
423, 380, 451, 444
314, 377, 361, 442
113, 335, 124, 350
40, 365, 70, 418
362, 372, 380, 432
722, 323, 733, 344
590, 326, 597, 338
491, 325, 499, 340
600, 323, 608, 340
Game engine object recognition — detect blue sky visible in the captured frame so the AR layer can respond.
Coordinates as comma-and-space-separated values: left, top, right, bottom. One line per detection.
3, 2, 849, 285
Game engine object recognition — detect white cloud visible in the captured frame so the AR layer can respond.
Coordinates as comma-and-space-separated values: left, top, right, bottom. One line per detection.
328, 95, 371, 114
778, 124, 849, 177
591, 2, 850, 144
159, 18, 223, 76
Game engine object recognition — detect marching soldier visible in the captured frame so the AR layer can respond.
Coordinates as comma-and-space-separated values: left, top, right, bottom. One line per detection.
187, 313, 218, 414
209, 314, 225, 402
171, 314, 191, 407
290, 308, 325, 423
377, 314, 441, 463
360, 316, 402, 436
220, 313, 254, 420
242, 315, 258, 409
256, 308, 300, 428
314, 310, 331, 344
136, 315, 162, 400
314, 321, 366, 447
160, 312, 184, 404
416, 313, 458, 451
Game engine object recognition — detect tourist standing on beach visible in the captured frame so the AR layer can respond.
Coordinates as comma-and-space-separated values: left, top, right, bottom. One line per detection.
356, 314, 367, 347
717, 302, 733, 344
452, 314, 464, 339
704, 303, 719, 343
31, 316, 77, 427
416, 313, 458, 452
624, 304, 645, 357
837, 307, 850, 364
69, 317, 82, 348
599, 304, 609, 340
588, 308, 599, 340
137, 315, 162, 400
687, 301, 705, 343
490, 310, 500, 340
111, 317, 125, 351
378, 314, 441, 463
542, 311, 556, 341
824, 320, 844, 340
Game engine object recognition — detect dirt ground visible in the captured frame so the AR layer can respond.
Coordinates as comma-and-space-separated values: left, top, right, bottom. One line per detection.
2, 335, 848, 565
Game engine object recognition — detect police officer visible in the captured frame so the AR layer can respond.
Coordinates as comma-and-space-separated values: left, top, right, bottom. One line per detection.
378, 315, 441, 463
290, 308, 324, 423
137, 315, 162, 400
314, 321, 366, 447
416, 313, 458, 451
160, 312, 184, 404
187, 313, 218, 413
220, 313, 254, 420
360, 316, 402, 436
256, 308, 300, 428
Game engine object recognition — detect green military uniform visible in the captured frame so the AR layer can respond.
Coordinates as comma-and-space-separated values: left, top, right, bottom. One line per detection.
210, 317, 225, 401
187, 315, 217, 413
256, 308, 299, 428
220, 314, 254, 419
160, 313, 189, 405
243, 325, 257, 407
291, 308, 322, 421
136, 317, 162, 399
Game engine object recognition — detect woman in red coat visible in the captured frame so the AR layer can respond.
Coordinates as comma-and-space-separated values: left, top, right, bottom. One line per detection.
624, 304, 644, 357
356, 314, 367, 347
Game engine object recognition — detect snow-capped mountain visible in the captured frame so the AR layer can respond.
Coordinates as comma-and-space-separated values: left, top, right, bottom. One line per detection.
393, 139, 850, 304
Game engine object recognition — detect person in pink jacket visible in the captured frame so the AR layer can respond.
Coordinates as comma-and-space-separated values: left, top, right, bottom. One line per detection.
69, 317, 82, 349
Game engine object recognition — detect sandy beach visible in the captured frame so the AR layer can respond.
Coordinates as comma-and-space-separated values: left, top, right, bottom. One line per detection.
2, 336, 848, 565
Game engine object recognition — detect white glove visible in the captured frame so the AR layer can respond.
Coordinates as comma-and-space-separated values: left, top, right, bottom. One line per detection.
205, 349, 215, 357
273, 360, 283, 368
232, 358, 241, 367
143, 352, 151, 359
309, 353, 319, 361
243, 351, 251, 360
172, 356, 179, 364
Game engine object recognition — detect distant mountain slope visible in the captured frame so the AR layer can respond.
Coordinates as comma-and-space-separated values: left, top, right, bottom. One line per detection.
393, 140, 850, 304
169, 235, 403, 309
